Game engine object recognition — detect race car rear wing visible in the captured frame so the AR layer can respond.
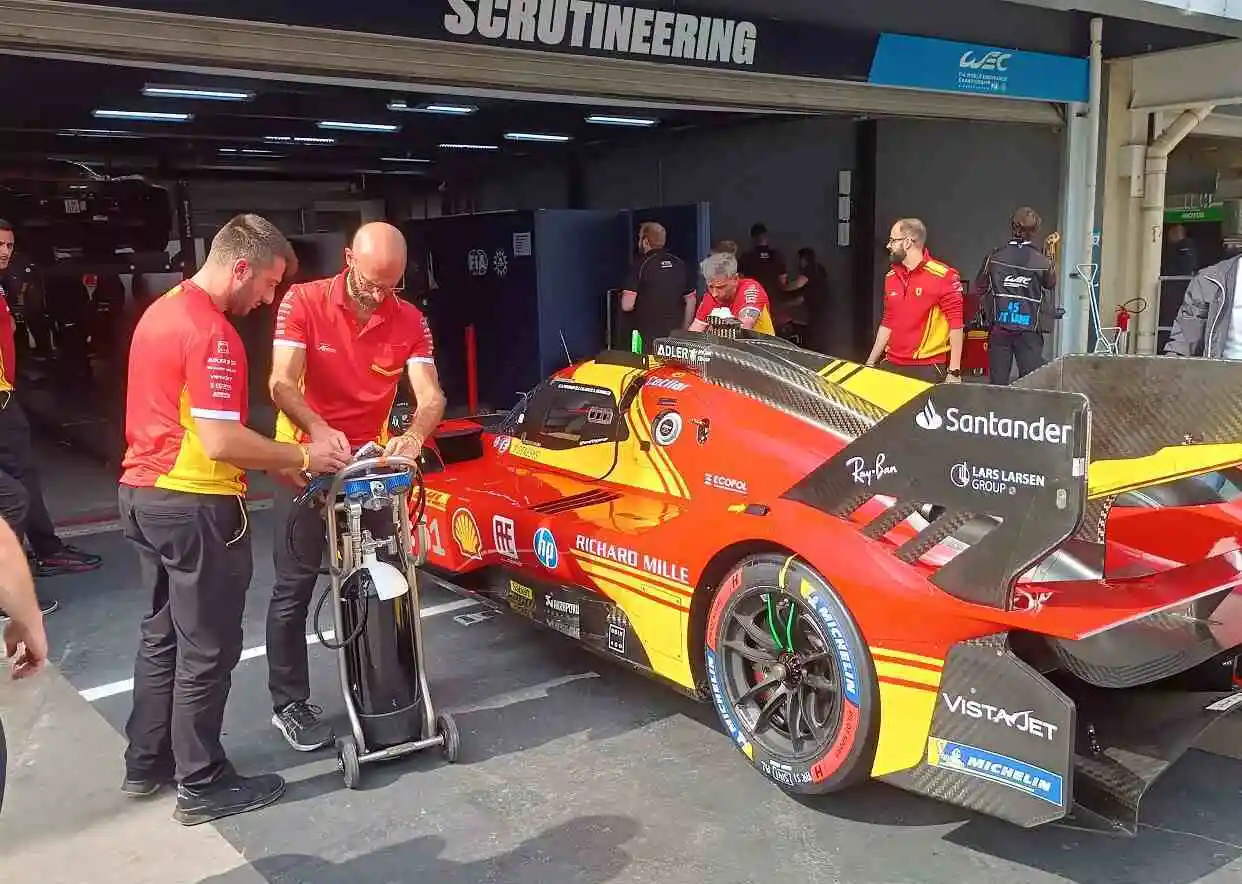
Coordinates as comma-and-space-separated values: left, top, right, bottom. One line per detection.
1015, 354, 1242, 500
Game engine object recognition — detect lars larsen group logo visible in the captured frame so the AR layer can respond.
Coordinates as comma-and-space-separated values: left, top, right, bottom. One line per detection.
914, 400, 1072, 446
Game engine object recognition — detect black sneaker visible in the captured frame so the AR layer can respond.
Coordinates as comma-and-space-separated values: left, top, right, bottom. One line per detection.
35, 544, 102, 578
272, 701, 334, 752
122, 768, 174, 798
173, 772, 286, 826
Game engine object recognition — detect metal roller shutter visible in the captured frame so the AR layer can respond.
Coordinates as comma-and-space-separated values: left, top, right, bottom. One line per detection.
0, 0, 1062, 126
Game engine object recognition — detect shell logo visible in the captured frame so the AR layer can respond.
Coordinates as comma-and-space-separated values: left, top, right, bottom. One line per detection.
452, 507, 482, 559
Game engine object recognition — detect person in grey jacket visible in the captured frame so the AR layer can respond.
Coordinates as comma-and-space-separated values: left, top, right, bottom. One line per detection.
1163, 252, 1242, 358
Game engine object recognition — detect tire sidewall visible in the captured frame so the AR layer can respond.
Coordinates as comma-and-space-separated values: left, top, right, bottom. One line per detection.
704, 553, 878, 794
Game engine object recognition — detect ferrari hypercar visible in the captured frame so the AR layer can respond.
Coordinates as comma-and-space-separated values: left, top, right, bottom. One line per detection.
409, 329, 1242, 835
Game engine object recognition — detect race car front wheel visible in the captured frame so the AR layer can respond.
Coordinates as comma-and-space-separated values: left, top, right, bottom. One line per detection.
704, 554, 878, 795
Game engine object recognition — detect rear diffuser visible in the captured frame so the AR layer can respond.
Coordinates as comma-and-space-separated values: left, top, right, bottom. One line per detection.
1059, 680, 1242, 835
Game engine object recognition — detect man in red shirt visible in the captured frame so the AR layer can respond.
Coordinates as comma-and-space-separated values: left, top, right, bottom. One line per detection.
0, 219, 101, 623
265, 221, 446, 752
687, 251, 777, 335
864, 218, 965, 384
118, 214, 349, 826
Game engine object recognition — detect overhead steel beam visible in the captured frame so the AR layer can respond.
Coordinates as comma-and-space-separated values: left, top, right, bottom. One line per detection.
0, 0, 1062, 125
1001, 0, 1242, 38
1127, 38, 1242, 110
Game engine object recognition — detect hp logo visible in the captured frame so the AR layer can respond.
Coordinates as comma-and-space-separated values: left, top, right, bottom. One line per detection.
534, 527, 559, 570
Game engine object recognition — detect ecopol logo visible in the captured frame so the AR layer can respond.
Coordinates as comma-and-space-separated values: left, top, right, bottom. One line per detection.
915, 400, 1072, 446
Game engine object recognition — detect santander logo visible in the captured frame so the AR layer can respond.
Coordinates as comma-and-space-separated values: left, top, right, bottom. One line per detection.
916, 401, 943, 431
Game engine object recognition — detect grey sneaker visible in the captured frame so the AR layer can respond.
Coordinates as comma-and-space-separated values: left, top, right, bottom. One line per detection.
272, 701, 334, 752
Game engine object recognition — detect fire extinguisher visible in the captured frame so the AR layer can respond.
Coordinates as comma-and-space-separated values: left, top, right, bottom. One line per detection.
1115, 304, 1131, 333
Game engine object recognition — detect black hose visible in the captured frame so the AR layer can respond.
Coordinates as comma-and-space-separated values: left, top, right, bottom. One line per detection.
313, 570, 368, 651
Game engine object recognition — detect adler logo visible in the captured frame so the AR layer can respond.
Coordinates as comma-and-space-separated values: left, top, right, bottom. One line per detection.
915, 400, 1072, 446
444, 0, 758, 66
960, 50, 1011, 72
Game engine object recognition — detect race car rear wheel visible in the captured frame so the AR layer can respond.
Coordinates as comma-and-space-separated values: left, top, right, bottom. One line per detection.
704, 554, 877, 795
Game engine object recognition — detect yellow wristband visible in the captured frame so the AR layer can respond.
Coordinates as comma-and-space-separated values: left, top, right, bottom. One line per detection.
298, 444, 310, 471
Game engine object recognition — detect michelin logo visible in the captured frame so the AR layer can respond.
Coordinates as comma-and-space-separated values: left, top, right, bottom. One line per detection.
928, 738, 1064, 807
444, 0, 757, 66
915, 400, 1072, 446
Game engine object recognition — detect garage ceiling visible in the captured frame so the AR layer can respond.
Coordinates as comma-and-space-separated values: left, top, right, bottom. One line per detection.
0, 54, 761, 182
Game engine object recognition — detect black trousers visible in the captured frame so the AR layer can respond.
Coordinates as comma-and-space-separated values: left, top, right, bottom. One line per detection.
988, 329, 1045, 385
0, 395, 62, 558
120, 486, 253, 788
267, 487, 327, 713
878, 359, 946, 383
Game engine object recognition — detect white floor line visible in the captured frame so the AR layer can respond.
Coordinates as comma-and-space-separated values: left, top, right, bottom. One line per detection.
77, 597, 479, 703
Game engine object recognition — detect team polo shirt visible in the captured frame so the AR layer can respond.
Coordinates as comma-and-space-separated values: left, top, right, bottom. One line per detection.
0, 283, 15, 393
120, 281, 249, 496
880, 252, 965, 366
273, 272, 435, 448
695, 277, 776, 334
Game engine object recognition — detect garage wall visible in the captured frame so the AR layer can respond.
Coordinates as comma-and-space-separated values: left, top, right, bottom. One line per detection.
873, 117, 1065, 319
182, 180, 368, 240
475, 116, 857, 343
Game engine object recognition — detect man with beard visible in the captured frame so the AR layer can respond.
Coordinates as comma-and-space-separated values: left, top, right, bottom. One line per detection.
864, 217, 965, 384
119, 214, 351, 824
265, 221, 446, 753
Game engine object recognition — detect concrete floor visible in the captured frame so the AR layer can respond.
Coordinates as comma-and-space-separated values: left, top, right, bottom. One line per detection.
3, 509, 1242, 884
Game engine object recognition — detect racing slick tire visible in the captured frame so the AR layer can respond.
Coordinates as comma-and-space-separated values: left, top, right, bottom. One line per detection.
704, 554, 879, 795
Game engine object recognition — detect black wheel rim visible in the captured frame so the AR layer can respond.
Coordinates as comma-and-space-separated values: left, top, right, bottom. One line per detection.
717, 586, 843, 762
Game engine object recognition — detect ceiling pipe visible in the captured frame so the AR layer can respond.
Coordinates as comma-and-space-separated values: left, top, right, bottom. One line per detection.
1133, 103, 1215, 355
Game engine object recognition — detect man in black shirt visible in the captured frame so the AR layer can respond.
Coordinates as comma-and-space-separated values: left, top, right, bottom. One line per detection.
738, 223, 788, 302
619, 222, 696, 352
973, 207, 1061, 385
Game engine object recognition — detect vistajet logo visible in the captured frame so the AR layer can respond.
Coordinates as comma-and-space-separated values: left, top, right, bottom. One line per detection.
914, 400, 1071, 446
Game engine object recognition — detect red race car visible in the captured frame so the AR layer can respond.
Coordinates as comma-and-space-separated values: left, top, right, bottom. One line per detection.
405, 332, 1242, 835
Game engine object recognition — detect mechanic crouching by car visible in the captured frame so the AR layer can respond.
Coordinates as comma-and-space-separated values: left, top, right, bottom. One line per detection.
864, 218, 965, 384
266, 221, 446, 753
687, 251, 776, 335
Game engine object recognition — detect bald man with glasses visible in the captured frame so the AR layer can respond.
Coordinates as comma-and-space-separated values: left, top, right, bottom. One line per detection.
264, 222, 446, 753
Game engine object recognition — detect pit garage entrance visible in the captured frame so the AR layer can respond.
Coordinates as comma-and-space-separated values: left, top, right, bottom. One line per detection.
3, 3, 1242, 881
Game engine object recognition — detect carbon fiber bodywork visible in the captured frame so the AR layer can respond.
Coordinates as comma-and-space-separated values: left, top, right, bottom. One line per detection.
1048, 582, 1242, 688
886, 633, 1242, 833
1015, 354, 1242, 460
781, 382, 1090, 610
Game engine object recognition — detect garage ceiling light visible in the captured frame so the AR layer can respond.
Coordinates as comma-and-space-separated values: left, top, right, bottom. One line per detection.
265, 135, 335, 145
380, 156, 431, 164
317, 120, 400, 133
504, 132, 572, 143
220, 147, 278, 156
388, 100, 477, 116
143, 85, 254, 101
93, 109, 193, 122
585, 114, 659, 127
439, 142, 499, 151
58, 128, 140, 139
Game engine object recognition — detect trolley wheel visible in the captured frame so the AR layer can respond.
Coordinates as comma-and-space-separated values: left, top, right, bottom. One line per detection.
337, 736, 361, 789
436, 712, 461, 763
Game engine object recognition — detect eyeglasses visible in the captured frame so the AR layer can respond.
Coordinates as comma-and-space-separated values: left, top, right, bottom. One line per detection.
349, 266, 404, 297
